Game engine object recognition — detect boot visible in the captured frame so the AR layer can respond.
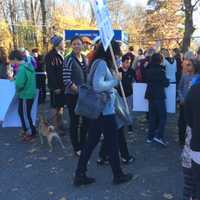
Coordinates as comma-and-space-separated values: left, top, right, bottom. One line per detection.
113, 173, 133, 185
74, 173, 96, 187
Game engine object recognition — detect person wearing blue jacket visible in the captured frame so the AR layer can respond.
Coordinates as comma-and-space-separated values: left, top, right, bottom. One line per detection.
74, 40, 133, 186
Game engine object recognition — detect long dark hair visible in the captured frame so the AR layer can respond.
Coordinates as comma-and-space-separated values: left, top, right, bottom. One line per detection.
90, 40, 122, 69
0, 47, 7, 65
150, 53, 163, 66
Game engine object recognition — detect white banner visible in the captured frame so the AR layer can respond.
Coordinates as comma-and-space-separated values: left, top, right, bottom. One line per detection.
91, 0, 114, 50
132, 83, 176, 113
2, 92, 39, 127
0, 79, 39, 128
0, 79, 15, 121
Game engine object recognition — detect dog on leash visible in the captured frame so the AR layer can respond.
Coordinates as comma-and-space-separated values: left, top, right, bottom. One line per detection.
38, 115, 65, 152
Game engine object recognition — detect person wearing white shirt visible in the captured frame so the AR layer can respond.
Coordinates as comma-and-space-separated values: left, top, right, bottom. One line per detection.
161, 48, 177, 83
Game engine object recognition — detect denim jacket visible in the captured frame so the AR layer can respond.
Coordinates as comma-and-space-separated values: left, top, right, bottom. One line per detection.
92, 59, 119, 115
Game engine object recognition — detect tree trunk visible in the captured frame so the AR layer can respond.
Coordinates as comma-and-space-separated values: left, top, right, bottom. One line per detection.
181, 0, 196, 53
24, 0, 30, 21
30, 0, 39, 47
40, 0, 48, 52
9, 0, 18, 49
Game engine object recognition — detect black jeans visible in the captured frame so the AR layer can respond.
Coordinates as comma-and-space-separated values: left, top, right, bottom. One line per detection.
76, 115, 123, 178
99, 127, 130, 159
178, 104, 187, 144
192, 161, 200, 199
183, 167, 196, 200
66, 94, 88, 152
148, 100, 167, 140
36, 74, 46, 104
18, 99, 36, 135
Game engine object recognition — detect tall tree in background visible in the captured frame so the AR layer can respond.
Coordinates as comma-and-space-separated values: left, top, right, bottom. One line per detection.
30, 0, 40, 47
181, 0, 200, 52
144, 0, 183, 49
40, 0, 48, 51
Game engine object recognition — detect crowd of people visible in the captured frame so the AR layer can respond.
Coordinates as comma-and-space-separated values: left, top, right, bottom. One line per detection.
0, 35, 200, 199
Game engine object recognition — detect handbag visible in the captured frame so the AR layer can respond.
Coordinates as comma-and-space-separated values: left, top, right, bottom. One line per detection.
75, 59, 109, 119
114, 90, 133, 129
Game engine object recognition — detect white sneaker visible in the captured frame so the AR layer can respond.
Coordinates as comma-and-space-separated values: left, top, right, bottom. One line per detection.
146, 138, 153, 143
153, 137, 168, 147
75, 150, 82, 157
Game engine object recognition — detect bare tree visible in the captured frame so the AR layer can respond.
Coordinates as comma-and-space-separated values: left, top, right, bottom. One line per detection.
40, 0, 48, 51
181, 0, 200, 52
8, 0, 18, 49
30, 0, 40, 47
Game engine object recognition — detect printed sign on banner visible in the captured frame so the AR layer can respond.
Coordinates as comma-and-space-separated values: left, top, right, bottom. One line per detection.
132, 83, 176, 113
91, 0, 114, 50
0, 79, 15, 121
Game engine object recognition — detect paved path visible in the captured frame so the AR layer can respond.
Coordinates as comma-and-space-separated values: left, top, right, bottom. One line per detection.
0, 113, 183, 200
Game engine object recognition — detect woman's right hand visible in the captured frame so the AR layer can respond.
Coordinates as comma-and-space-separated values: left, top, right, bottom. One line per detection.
70, 84, 78, 94
113, 71, 122, 81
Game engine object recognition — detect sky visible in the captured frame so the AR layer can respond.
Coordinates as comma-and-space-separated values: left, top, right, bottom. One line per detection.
126, 0, 148, 6
126, 0, 200, 38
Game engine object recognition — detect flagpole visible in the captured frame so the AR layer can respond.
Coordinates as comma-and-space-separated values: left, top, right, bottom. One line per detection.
109, 44, 130, 115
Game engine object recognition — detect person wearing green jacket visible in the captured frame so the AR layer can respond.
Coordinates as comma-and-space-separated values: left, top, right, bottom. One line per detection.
9, 50, 37, 142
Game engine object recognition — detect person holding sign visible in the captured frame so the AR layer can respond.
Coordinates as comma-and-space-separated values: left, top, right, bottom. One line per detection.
74, 40, 133, 186
9, 50, 37, 142
145, 53, 169, 146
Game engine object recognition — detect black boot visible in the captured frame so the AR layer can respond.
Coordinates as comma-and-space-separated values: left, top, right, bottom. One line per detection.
74, 173, 96, 187
113, 173, 133, 185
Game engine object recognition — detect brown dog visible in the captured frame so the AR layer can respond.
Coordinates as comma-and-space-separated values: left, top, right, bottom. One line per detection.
38, 115, 65, 152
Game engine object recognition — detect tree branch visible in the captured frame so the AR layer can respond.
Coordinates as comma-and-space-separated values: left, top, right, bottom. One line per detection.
192, 0, 200, 8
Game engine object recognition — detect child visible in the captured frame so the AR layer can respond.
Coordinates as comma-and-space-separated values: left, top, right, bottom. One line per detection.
178, 60, 196, 146
117, 54, 135, 112
9, 50, 37, 142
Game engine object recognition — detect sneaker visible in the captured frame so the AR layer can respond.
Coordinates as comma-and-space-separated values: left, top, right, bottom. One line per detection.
121, 156, 135, 164
22, 134, 36, 142
113, 173, 133, 185
74, 174, 96, 187
96, 158, 109, 166
146, 138, 153, 143
75, 150, 82, 157
153, 137, 168, 147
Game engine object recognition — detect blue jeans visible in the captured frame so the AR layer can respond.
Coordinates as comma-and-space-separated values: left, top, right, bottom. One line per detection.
148, 100, 167, 140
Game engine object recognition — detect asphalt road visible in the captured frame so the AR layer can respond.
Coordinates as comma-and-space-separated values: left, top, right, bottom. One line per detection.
0, 113, 183, 200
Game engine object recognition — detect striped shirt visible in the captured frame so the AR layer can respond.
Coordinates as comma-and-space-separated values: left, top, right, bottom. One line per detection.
63, 53, 87, 89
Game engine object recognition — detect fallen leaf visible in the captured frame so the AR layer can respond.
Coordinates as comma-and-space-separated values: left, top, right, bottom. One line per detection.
28, 148, 38, 154
48, 192, 54, 196
59, 197, 66, 200
163, 193, 174, 199
11, 188, 18, 192
58, 157, 64, 161
4, 143, 10, 146
8, 158, 14, 163
25, 164, 32, 169
38, 157, 48, 161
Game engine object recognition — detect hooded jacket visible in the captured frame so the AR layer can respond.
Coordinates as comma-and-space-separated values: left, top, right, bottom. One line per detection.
145, 63, 169, 100
15, 62, 36, 99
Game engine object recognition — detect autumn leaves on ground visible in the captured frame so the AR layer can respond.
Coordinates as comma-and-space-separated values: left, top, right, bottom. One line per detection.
0, 113, 182, 200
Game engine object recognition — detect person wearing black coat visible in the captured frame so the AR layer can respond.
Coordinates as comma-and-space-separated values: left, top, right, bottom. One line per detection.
45, 35, 66, 133
184, 82, 200, 200
32, 48, 46, 104
145, 53, 169, 146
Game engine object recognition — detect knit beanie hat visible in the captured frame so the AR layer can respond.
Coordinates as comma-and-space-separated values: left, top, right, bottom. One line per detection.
51, 35, 63, 47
